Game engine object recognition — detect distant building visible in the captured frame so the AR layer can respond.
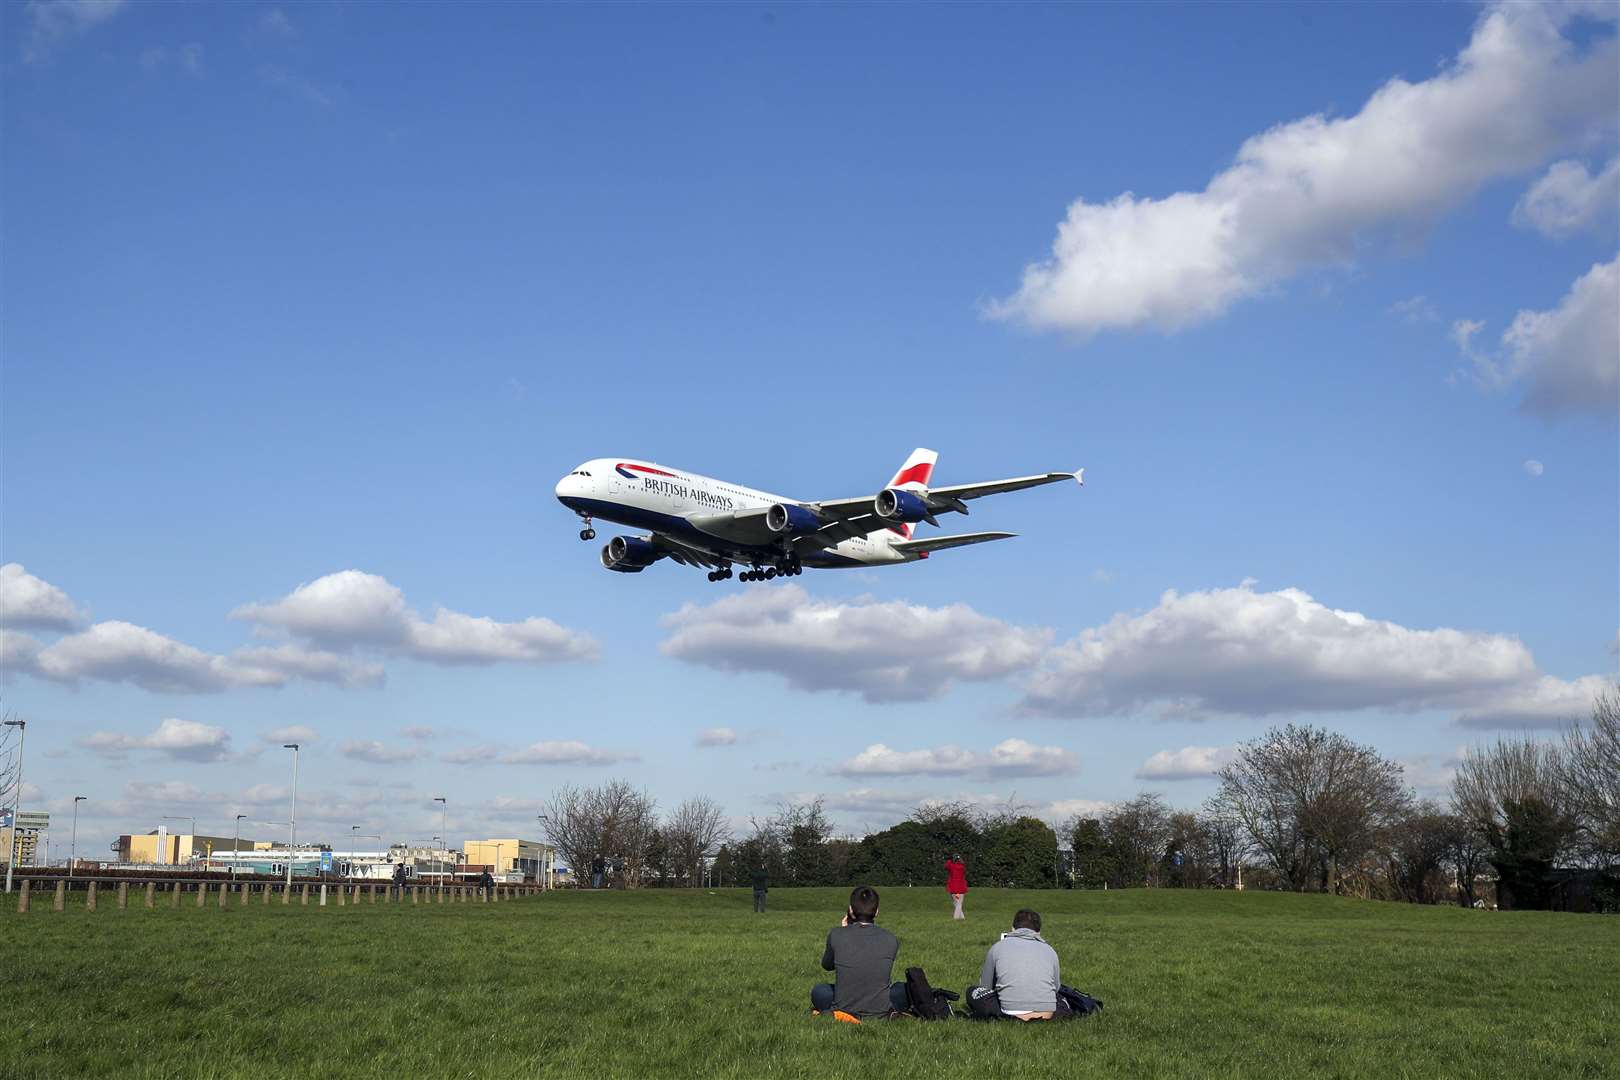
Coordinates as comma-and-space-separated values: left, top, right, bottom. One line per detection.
117, 831, 263, 866
463, 838, 556, 886
2, 810, 49, 867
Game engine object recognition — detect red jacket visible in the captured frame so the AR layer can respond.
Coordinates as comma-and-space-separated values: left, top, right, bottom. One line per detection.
945, 860, 968, 894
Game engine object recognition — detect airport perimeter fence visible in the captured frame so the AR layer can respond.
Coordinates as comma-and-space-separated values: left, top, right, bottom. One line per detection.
6, 873, 545, 913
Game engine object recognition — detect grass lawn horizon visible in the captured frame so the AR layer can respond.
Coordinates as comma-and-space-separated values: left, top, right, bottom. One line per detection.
2, 886, 1616, 1078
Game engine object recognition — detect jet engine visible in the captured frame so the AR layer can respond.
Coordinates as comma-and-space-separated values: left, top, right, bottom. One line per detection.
874, 487, 932, 524
766, 502, 821, 535
600, 535, 659, 573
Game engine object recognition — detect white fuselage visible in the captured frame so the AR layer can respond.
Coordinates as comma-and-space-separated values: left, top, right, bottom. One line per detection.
554, 458, 911, 568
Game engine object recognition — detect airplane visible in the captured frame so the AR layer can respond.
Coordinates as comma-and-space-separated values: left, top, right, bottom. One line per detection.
553, 448, 1082, 582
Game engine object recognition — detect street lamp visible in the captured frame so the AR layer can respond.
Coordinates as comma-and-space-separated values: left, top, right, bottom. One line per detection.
433, 797, 447, 893
537, 814, 550, 889
232, 815, 246, 882
70, 796, 87, 879
430, 835, 442, 887
160, 816, 195, 867
283, 744, 300, 890
3, 718, 26, 894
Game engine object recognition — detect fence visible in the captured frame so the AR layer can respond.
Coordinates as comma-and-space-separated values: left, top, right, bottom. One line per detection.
8, 874, 545, 913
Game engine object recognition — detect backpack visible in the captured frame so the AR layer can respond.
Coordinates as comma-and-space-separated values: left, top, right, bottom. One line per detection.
903, 967, 958, 1020
1057, 985, 1104, 1018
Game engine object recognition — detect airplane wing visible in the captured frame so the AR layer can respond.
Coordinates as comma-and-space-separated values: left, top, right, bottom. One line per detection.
890, 531, 1016, 554
650, 533, 725, 569
801, 468, 1083, 546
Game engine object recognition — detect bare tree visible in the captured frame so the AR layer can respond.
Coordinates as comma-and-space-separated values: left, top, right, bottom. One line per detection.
1451, 736, 1576, 909
1102, 793, 1171, 888
663, 796, 730, 886
1218, 723, 1411, 893
542, 780, 659, 888
1199, 796, 1250, 888
1561, 687, 1620, 867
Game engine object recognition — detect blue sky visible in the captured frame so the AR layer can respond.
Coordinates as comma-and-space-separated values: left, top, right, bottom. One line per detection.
3, 1, 1616, 860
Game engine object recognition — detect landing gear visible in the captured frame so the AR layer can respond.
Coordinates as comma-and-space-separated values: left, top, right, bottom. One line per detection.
706, 566, 734, 582
577, 513, 596, 542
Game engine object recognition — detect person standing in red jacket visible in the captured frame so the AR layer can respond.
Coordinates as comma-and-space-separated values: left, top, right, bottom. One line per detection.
945, 854, 968, 920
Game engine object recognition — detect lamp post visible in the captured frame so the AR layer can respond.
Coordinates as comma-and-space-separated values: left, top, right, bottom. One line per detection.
4, 718, 27, 894
283, 744, 300, 890
537, 814, 550, 889
433, 797, 447, 893
232, 815, 246, 882
350, 825, 360, 881
430, 835, 442, 888
69, 796, 87, 879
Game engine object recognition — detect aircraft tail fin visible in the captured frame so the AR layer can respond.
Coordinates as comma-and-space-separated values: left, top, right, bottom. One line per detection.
888, 448, 938, 491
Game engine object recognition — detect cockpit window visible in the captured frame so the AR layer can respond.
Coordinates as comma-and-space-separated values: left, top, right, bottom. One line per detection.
569, 470, 592, 477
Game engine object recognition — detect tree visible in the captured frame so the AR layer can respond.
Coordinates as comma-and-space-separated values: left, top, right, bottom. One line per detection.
1199, 797, 1249, 888
1387, 801, 1459, 904
1452, 736, 1576, 910
1561, 688, 1620, 868
778, 799, 836, 885
1217, 724, 1411, 893
981, 816, 1059, 888
541, 780, 659, 889
1067, 817, 1113, 889
1101, 793, 1170, 888
663, 796, 730, 887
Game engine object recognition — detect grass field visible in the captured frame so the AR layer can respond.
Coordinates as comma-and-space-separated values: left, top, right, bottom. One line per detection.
2, 885, 1617, 1079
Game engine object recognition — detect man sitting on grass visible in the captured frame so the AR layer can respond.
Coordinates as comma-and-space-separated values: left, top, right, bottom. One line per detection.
968, 908, 1062, 1020
810, 886, 908, 1019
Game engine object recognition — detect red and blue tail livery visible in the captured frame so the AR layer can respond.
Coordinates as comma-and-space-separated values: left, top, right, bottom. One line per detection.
554, 449, 1083, 584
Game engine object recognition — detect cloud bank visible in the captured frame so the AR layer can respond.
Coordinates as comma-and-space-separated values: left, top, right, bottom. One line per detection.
660, 585, 1049, 703
990, 4, 1617, 336
833, 738, 1077, 779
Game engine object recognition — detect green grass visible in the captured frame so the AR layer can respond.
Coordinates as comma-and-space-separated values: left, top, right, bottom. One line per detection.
2, 886, 1616, 1078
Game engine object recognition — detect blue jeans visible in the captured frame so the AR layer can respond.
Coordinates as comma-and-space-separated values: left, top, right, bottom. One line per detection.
811, 982, 909, 1015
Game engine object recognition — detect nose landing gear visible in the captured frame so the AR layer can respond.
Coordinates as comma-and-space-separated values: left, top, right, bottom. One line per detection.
577, 514, 596, 542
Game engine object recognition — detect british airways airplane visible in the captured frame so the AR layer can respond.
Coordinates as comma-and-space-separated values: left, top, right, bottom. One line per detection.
554, 449, 1082, 582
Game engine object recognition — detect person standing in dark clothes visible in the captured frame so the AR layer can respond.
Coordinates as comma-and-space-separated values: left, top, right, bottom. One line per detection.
591, 855, 605, 890
751, 867, 769, 912
810, 886, 906, 1018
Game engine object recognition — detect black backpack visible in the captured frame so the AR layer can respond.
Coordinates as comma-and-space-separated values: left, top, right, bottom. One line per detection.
1057, 985, 1104, 1018
903, 966, 958, 1020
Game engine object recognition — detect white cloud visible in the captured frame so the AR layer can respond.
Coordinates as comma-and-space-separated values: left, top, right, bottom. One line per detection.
697, 726, 738, 747
1388, 295, 1439, 324
8, 620, 375, 693
261, 725, 318, 745
1523, 458, 1545, 477
444, 741, 636, 766
78, 718, 233, 763
503, 741, 637, 766
259, 64, 335, 109
1022, 582, 1539, 719
400, 725, 440, 740
1500, 257, 1619, 419
660, 585, 1048, 703
234, 570, 597, 667
1135, 745, 1236, 781
833, 738, 1077, 778
0, 564, 87, 631
990, 4, 1618, 335
257, 8, 294, 37
24, 0, 127, 63
1513, 157, 1620, 237
1453, 674, 1612, 729
1401, 750, 1464, 797
1044, 798, 1114, 822
340, 740, 417, 765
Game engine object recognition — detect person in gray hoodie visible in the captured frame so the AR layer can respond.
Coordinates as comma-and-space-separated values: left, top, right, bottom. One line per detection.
970, 909, 1061, 1019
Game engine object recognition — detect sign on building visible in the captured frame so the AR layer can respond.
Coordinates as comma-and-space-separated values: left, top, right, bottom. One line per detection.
320, 850, 333, 872
0, 808, 11, 829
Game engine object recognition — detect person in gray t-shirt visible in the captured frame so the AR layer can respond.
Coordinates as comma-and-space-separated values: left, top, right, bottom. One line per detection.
971, 908, 1062, 1019
809, 886, 908, 1017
